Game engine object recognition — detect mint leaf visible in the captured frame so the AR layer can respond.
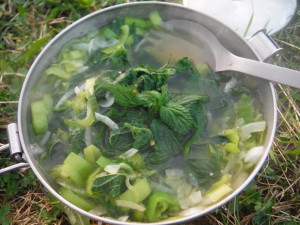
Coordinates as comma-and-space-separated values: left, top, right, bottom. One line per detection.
184, 104, 207, 156
148, 120, 181, 164
103, 83, 139, 107
160, 102, 193, 135
124, 123, 154, 150
92, 174, 126, 198
109, 126, 134, 153
120, 64, 174, 92
188, 158, 221, 188
169, 94, 209, 107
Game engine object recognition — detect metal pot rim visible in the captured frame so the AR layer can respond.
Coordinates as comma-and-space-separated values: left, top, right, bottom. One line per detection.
17, 2, 278, 224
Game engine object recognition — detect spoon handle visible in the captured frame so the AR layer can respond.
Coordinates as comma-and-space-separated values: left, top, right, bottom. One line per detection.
228, 56, 300, 89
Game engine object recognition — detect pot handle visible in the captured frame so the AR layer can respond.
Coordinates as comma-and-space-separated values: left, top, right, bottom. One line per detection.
0, 123, 30, 175
248, 29, 283, 63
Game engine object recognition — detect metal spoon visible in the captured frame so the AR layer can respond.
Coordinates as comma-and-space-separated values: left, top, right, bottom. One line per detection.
144, 20, 300, 89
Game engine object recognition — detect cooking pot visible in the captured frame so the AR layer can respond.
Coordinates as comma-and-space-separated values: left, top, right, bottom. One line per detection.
0, 2, 279, 224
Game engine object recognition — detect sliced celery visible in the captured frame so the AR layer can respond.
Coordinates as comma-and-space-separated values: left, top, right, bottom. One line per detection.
208, 174, 231, 192
71, 90, 86, 115
62, 50, 87, 60
224, 129, 239, 145
102, 25, 129, 55
127, 153, 145, 170
61, 163, 84, 186
224, 143, 240, 153
66, 101, 95, 128
149, 11, 163, 28
85, 167, 102, 196
45, 65, 71, 80
100, 26, 117, 39
31, 100, 48, 134
204, 183, 233, 203
84, 145, 101, 166
118, 178, 151, 204
62, 152, 94, 186
124, 17, 149, 28
145, 192, 179, 222
96, 155, 112, 168
60, 187, 97, 211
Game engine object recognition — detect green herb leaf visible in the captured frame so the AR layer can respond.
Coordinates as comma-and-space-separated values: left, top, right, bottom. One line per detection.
120, 63, 174, 92
183, 104, 207, 156
92, 174, 126, 198
109, 126, 134, 153
148, 120, 181, 164
160, 102, 193, 135
188, 158, 221, 188
124, 122, 154, 150
103, 83, 139, 108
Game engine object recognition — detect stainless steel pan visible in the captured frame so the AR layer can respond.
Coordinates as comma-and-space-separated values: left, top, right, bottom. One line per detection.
1, 2, 278, 224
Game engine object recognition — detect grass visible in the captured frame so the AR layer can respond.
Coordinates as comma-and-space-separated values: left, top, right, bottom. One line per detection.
0, 0, 299, 224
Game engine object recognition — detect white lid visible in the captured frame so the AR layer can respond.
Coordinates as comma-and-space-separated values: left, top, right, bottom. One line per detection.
182, 0, 297, 39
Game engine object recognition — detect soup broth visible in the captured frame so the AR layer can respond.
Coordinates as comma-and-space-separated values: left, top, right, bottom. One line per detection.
29, 11, 266, 222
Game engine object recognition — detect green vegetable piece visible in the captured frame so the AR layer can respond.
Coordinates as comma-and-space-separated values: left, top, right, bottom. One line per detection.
236, 94, 255, 124
71, 90, 86, 115
96, 155, 112, 168
30, 100, 48, 134
62, 50, 87, 60
124, 17, 149, 28
100, 26, 118, 39
224, 143, 240, 153
68, 128, 86, 154
84, 145, 101, 166
86, 167, 102, 196
224, 129, 239, 145
118, 178, 151, 203
62, 152, 94, 186
135, 27, 147, 35
125, 35, 134, 46
145, 192, 179, 222
183, 104, 206, 156
85, 77, 96, 98
60, 187, 97, 211
102, 83, 139, 108
45, 65, 71, 80
124, 123, 154, 150
61, 163, 84, 186
195, 62, 210, 74
133, 208, 145, 222
159, 102, 193, 135
102, 25, 129, 55
188, 158, 221, 187
148, 120, 181, 164
62, 60, 85, 73
207, 174, 231, 193
149, 11, 163, 28
127, 152, 146, 170
43, 94, 54, 113
92, 174, 126, 198
109, 126, 134, 153
204, 183, 233, 203
66, 101, 95, 128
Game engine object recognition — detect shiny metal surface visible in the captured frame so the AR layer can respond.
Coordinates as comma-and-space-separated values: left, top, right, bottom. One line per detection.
248, 29, 283, 62
0, 124, 30, 175
16, 2, 277, 224
156, 20, 300, 89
